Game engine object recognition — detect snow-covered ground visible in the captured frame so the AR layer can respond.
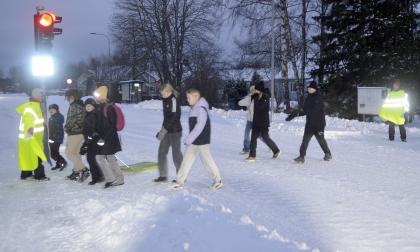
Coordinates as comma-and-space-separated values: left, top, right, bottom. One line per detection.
1, 93, 420, 252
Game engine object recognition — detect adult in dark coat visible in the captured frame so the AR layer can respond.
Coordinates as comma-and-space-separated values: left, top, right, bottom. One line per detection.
80, 98, 105, 185
246, 81, 280, 162
286, 81, 332, 163
48, 104, 67, 170
94, 86, 124, 188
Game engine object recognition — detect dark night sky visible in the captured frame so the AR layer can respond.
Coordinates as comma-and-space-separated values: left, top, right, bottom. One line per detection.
0, 0, 240, 77
0, 0, 115, 74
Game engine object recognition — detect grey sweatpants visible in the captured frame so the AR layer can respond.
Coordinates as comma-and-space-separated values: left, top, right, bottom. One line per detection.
96, 155, 124, 184
176, 144, 222, 185
158, 132, 183, 178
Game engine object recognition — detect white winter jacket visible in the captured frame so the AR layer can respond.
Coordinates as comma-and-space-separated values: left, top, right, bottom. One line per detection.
238, 95, 254, 122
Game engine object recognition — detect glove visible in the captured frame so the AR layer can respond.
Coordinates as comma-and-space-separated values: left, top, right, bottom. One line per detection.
48, 139, 55, 143
155, 128, 168, 141
79, 142, 88, 155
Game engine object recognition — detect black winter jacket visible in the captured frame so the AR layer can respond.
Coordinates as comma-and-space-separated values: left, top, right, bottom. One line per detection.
83, 110, 99, 142
300, 93, 326, 131
162, 95, 182, 133
97, 103, 122, 155
48, 113, 64, 144
65, 99, 85, 135
252, 93, 271, 129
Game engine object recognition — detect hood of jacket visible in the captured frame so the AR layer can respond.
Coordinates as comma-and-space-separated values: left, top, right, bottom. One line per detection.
190, 97, 209, 117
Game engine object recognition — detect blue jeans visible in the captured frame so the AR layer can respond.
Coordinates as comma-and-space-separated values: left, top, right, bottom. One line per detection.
243, 121, 253, 152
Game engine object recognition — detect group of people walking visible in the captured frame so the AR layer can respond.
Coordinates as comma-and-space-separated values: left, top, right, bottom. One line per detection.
15, 79, 410, 189
16, 86, 124, 188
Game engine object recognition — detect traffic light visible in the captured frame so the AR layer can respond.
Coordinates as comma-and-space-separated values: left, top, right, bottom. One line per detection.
34, 11, 62, 52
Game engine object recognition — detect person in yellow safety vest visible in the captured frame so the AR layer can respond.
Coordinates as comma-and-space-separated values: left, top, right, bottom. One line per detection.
15, 88, 50, 181
379, 81, 409, 142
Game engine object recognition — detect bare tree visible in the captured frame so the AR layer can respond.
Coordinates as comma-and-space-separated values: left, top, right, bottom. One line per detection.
112, 0, 219, 91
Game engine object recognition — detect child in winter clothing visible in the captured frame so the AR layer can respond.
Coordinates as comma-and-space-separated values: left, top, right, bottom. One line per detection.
80, 98, 105, 185
154, 84, 183, 183
173, 89, 222, 190
286, 81, 332, 163
48, 104, 67, 171
64, 89, 90, 182
246, 81, 280, 162
94, 86, 124, 188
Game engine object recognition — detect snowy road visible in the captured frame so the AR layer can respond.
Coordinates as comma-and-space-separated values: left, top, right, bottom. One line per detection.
1, 93, 420, 252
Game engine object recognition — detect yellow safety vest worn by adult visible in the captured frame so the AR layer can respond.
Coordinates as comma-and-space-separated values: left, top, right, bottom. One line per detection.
379, 89, 409, 125
16, 101, 47, 171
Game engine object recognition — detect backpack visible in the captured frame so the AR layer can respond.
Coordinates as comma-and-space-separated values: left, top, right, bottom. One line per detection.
104, 103, 125, 131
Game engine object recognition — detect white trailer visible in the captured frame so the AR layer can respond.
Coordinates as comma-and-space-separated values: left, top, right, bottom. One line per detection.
357, 87, 389, 115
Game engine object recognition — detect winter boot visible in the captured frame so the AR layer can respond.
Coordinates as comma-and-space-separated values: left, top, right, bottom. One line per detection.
104, 180, 124, 188
294, 156, 305, 164
245, 156, 256, 162
66, 171, 80, 181
211, 181, 223, 190
36, 176, 50, 181
51, 163, 60, 171
273, 150, 281, 159
324, 153, 332, 161
59, 160, 67, 171
153, 177, 168, 183
78, 168, 90, 182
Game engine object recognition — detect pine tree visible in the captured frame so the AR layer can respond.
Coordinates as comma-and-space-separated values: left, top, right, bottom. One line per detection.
313, 0, 420, 118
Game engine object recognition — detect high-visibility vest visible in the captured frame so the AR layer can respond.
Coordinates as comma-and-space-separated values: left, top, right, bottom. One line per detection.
16, 101, 47, 171
379, 89, 409, 125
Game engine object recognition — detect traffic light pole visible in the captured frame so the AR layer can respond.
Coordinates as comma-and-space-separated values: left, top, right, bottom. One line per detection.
41, 78, 52, 166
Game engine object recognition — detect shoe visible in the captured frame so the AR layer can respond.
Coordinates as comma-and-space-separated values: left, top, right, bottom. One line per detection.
66, 171, 80, 181
294, 156, 305, 163
35, 177, 50, 181
324, 153, 332, 161
51, 164, 60, 171
245, 156, 256, 162
104, 180, 124, 188
88, 181, 97, 185
172, 179, 177, 183
240, 150, 249, 155
59, 161, 67, 171
389, 138, 394, 141
153, 177, 168, 182
78, 168, 90, 182
171, 182, 184, 190
21, 175, 35, 181
273, 150, 281, 159
402, 139, 407, 142
211, 181, 223, 190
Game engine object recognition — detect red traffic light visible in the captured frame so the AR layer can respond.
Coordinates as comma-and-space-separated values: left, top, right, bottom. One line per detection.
39, 13, 55, 27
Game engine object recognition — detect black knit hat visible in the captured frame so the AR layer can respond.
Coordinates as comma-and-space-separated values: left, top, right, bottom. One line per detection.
48, 104, 59, 111
308, 81, 318, 90
84, 98, 96, 106
255, 81, 266, 92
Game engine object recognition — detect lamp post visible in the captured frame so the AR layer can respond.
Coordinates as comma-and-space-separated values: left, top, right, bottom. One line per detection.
89, 32, 112, 85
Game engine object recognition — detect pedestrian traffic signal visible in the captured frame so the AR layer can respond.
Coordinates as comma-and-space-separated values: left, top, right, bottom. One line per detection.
34, 11, 63, 52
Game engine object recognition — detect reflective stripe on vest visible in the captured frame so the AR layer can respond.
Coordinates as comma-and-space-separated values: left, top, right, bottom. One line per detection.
18, 107, 44, 137
382, 93, 409, 112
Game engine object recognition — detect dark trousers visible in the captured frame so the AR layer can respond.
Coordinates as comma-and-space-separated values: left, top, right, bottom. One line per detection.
87, 143, 104, 182
249, 127, 279, 158
299, 128, 331, 157
389, 122, 406, 140
158, 132, 183, 178
49, 143, 66, 165
21, 158, 46, 179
